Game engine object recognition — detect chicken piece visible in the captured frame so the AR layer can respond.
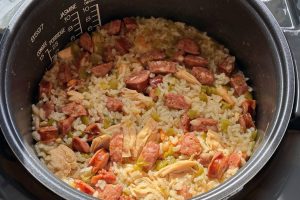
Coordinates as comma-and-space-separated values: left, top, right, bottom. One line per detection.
175, 69, 200, 85
72, 137, 90, 153
58, 116, 75, 135
121, 88, 154, 108
90, 134, 111, 152
103, 20, 122, 35
91, 169, 116, 185
89, 149, 110, 173
109, 132, 124, 163
184, 55, 208, 67
206, 130, 224, 150
106, 97, 123, 112
122, 121, 137, 158
179, 132, 202, 156
216, 86, 235, 106
61, 102, 87, 117
91, 62, 114, 77
207, 152, 229, 179
46, 144, 78, 178
148, 61, 177, 74
135, 118, 158, 158
38, 126, 58, 143
98, 184, 123, 200
79, 32, 93, 53
164, 93, 191, 110
156, 160, 199, 177
190, 118, 218, 132
191, 67, 214, 86
138, 141, 160, 171
177, 38, 200, 55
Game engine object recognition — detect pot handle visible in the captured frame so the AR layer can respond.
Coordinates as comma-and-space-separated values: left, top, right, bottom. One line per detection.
263, 0, 300, 118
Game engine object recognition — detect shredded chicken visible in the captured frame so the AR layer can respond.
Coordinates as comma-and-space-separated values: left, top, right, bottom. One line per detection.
206, 130, 225, 150
131, 177, 165, 199
90, 134, 112, 152
67, 90, 84, 102
216, 86, 235, 106
122, 120, 137, 158
121, 88, 154, 109
175, 69, 200, 85
156, 160, 199, 177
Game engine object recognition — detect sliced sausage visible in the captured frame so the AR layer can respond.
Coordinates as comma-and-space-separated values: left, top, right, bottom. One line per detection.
91, 62, 114, 77
148, 61, 177, 74
72, 137, 90, 153
58, 63, 72, 85
177, 185, 192, 200
228, 152, 241, 168
38, 126, 58, 143
218, 56, 235, 74
41, 101, 54, 118
230, 73, 248, 96
179, 132, 202, 156
91, 169, 116, 185
207, 152, 228, 179
172, 50, 185, 63
103, 46, 115, 62
190, 118, 218, 132
103, 20, 122, 35
79, 32, 93, 53
184, 55, 208, 67
62, 102, 87, 117
241, 99, 256, 116
149, 75, 163, 88
138, 141, 160, 171
140, 50, 166, 65
115, 37, 132, 55
39, 80, 52, 97
164, 93, 191, 110
98, 184, 123, 200
191, 67, 215, 85
239, 113, 255, 131
58, 116, 75, 135
85, 123, 101, 142
125, 70, 150, 92
123, 17, 138, 32
109, 132, 123, 163
89, 149, 110, 173
74, 180, 95, 195
106, 97, 123, 112
179, 113, 190, 133
177, 38, 200, 55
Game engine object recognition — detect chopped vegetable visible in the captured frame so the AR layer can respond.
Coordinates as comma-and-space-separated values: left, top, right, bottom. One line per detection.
79, 65, 89, 79
103, 117, 112, 129
90, 53, 102, 65
81, 116, 89, 125
47, 118, 55, 126
244, 91, 253, 100
99, 81, 109, 90
163, 146, 174, 158
166, 128, 176, 136
187, 109, 198, 119
221, 101, 233, 110
251, 129, 257, 140
133, 158, 150, 171
151, 112, 160, 122
154, 87, 161, 96
109, 79, 119, 89
193, 165, 204, 178
220, 119, 230, 133
155, 156, 176, 170
71, 43, 81, 57
199, 92, 208, 102
202, 86, 217, 96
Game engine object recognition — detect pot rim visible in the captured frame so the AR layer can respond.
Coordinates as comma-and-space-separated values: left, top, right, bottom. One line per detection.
0, 0, 295, 199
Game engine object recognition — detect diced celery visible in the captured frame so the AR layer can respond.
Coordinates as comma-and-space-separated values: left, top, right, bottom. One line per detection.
47, 118, 55, 126
99, 81, 109, 90
154, 88, 161, 96
133, 159, 150, 171
151, 112, 160, 122
221, 101, 233, 110
163, 147, 174, 158
220, 119, 230, 133
202, 86, 217, 96
81, 116, 89, 125
103, 117, 111, 129
90, 53, 102, 65
109, 79, 118, 90
199, 92, 208, 102
166, 128, 176, 136
79, 66, 89, 79
251, 130, 258, 141
244, 91, 253, 100
155, 160, 169, 170
187, 109, 198, 119
193, 166, 204, 177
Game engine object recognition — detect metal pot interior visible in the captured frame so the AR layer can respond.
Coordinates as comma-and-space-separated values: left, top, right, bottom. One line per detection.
0, 0, 294, 199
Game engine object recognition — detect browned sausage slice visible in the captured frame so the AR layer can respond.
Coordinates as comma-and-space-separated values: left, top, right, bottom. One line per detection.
79, 32, 93, 53
123, 17, 138, 32
39, 80, 52, 97
61, 102, 87, 117
125, 70, 150, 92
91, 169, 116, 185
177, 38, 200, 55
115, 37, 132, 55
140, 50, 166, 65
228, 152, 241, 168
138, 141, 160, 171
85, 123, 101, 142
148, 61, 177, 74
239, 113, 255, 131
179, 113, 190, 133
149, 75, 163, 88
179, 132, 202, 156
41, 101, 54, 118
241, 99, 256, 116
184, 55, 208, 67
218, 56, 235, 74
230, 73, 249, 96
91, 62, 114, 77
109, 132, 123, 163
190, 117, 218, 132
98, 184, 123, 200
89, 149, 110, 173
103, 46, 115, 62
103, 20, 122, 35
58, 63, 72, 85
72, 137, 90, 153
164, 93, 191, 110
106, 97, 123, 112
207, 152, 228, 179
191, 67, 215, 85
58, 116, 75, 135
38, 126, 58, 143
